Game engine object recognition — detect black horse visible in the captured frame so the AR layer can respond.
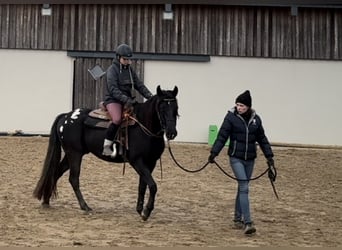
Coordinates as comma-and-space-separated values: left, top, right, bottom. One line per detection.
33, 85, 179, 221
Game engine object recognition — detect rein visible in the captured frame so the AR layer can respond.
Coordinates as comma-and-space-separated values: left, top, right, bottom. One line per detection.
127, 115, 164, 138
167, 140, 279, 199
121, 114, 165, 179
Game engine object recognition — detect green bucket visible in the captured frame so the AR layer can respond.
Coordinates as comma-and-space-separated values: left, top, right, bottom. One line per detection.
208, 125, 229, 146
208, 125, 218, 145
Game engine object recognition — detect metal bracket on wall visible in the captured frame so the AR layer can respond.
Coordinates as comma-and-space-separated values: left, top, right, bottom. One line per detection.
88, 64, 106, 80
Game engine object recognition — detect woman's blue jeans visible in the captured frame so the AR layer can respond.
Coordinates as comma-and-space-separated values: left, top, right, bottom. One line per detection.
229, 156, 255, 224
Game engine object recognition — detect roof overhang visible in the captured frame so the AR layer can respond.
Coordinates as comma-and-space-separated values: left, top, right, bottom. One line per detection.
1, 1, 342, 7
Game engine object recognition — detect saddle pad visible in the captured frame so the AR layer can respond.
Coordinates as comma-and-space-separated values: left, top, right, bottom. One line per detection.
89, 109, 110, 120
84, 116, 110, 129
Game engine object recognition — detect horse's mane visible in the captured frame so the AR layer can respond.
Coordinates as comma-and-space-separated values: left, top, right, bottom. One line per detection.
135, 95, 160, 130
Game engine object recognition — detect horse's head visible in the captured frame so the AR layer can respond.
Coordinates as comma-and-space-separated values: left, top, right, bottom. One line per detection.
156, 85, 179, 140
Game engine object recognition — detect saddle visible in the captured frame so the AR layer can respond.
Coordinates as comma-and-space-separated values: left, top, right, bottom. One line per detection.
85, 102, 136, 129
84, 102, 137, 155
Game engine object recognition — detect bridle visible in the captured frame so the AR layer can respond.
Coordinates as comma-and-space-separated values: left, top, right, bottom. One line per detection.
157, 98, 177, 132
121, 97, 178, 178
126, 97, 178, 138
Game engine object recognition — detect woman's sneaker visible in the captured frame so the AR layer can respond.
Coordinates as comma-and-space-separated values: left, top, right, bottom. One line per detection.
244, 223, 256, 235
232, 220, 244, 229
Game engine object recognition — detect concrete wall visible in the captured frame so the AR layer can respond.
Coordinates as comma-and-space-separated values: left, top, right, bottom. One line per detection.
1, 49, 341, 146
0, 49, 73, 134
144, 57, 342, 146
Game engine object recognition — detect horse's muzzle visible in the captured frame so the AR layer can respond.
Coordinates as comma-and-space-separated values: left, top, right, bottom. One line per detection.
166, 130, 177, 140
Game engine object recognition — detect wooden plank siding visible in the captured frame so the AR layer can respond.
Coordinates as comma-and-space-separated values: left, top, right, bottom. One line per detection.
73, 58, 144, 109
0, 4, 341, 60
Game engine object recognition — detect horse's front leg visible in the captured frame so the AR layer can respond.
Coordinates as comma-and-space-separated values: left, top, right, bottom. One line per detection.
141, 175, 157, 221
141, 179, 157, 220
136, 177, 147, 215
133, 160, 157, 221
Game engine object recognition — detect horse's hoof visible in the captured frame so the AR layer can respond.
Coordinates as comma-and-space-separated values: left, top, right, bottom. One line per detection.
141, 208, 151, 221
82, 207, 92, 213
141, 213, 149, 221
83, 210, 94, 215
80, 204, 92, 212
41, 203, 50, 208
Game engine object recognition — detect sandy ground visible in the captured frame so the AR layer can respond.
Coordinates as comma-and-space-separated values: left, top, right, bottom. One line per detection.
0, 136, 341, 247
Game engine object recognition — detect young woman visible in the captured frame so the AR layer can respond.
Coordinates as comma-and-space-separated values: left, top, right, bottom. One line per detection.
208, 90, 274, 235
102, 44, 153, 157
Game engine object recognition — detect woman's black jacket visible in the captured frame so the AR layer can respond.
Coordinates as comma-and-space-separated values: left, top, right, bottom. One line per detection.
211, 107, 274, 160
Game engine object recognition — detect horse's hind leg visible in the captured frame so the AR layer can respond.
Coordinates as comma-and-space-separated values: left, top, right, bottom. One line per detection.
42, 156, 69, 208
67, 152, 92, 212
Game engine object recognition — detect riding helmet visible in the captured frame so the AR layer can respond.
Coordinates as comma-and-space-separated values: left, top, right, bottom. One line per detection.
115, 44, 133, 58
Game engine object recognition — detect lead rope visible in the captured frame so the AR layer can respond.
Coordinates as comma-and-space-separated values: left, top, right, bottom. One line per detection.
159, 158, 163, 180
167, 140, 279, 199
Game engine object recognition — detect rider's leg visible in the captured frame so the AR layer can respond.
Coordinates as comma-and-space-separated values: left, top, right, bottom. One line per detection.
103, 123, 119, 156
102, 102, 122, 157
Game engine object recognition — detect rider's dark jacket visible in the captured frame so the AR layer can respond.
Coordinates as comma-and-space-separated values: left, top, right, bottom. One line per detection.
104, 59, 152, 105
211, 107, 273, 160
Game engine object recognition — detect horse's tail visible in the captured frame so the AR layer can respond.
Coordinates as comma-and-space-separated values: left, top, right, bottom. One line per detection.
33, 113, 66, 201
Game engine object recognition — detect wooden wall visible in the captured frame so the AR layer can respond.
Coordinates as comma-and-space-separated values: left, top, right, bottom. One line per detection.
0, 4, 341, 60
1, 4, 341, 109
73, 58, 144, 109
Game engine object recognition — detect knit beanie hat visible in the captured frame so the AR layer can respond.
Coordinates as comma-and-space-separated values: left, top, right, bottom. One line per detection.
235, 90, 252, 107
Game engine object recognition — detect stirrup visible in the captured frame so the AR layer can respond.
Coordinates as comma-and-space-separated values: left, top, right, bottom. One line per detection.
110, 143, 117, 158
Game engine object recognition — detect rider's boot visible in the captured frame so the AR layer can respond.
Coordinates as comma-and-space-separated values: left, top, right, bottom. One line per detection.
102, 139, 115, 157
102, 123, 119, 158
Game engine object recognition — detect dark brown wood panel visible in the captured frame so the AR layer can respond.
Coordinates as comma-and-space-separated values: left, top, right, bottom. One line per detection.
0, 4, 341, 60
73, 58, 145, 109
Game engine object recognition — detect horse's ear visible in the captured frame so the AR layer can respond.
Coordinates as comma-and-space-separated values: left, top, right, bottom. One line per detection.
157, 85, 162, 96
173, 86, 178, 97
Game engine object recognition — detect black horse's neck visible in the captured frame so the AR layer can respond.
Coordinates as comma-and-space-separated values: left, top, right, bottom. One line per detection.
134, 96, 162, 135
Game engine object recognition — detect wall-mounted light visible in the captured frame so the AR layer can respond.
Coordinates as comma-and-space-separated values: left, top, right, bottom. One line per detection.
41, 4, 52, 16
291, 6, 298, 16
163, 4, 173, 20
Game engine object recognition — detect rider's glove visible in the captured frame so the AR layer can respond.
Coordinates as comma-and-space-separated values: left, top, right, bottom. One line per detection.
126, 98, 138, 106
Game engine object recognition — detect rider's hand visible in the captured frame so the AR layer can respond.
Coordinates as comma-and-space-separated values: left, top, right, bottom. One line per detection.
126, 98, 138, 106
